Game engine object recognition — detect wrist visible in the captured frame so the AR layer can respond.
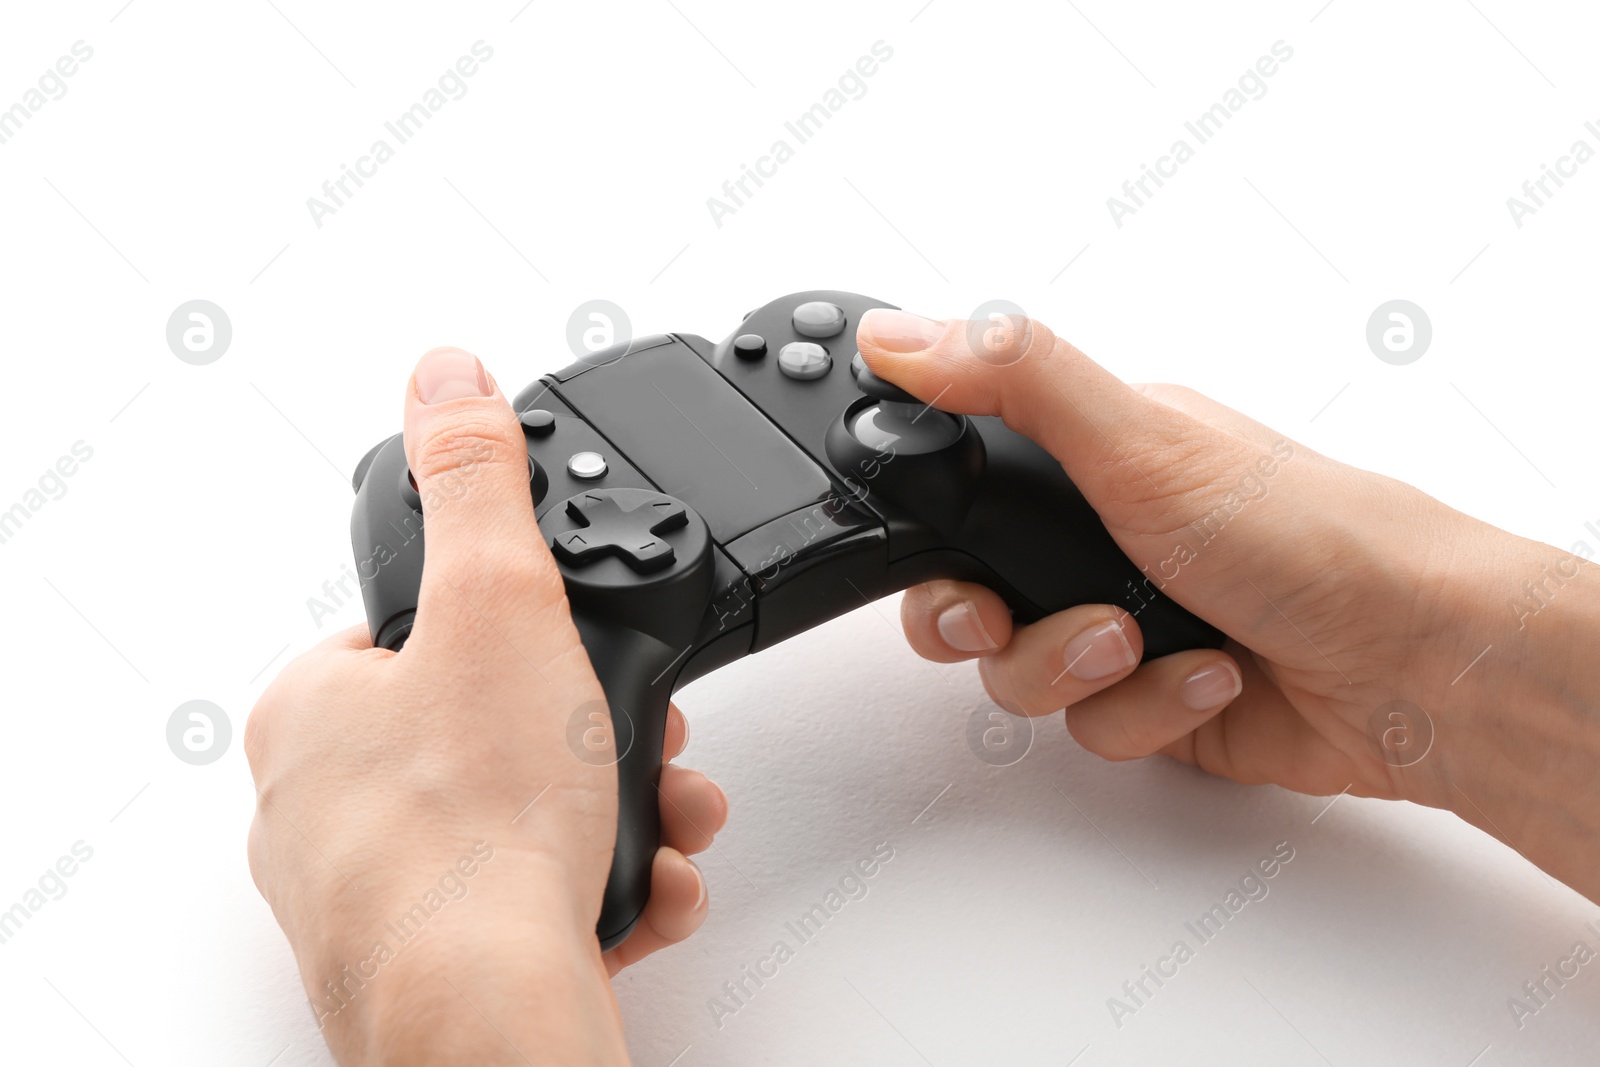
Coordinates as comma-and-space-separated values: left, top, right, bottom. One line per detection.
1430, 537, 1600, 898
358, 914, 624, 1067
298, 848, 624, 1066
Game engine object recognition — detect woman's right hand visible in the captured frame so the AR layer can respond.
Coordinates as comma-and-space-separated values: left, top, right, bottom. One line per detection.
859, 307, 1600, 900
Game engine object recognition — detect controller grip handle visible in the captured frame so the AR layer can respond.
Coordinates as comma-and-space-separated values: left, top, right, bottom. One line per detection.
571, 615, 682, 950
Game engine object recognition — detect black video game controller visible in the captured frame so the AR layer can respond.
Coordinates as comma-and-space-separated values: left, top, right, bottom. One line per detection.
350, 291, 1224, 948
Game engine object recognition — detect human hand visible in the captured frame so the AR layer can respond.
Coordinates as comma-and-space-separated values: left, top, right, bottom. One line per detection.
859, 308, 1600, 899
246, 348, 728, 1065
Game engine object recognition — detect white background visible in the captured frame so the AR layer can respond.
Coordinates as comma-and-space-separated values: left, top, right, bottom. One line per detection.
1, 1, 1597, 1064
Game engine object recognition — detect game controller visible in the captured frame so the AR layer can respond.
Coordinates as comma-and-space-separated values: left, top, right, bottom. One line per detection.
350, 291, 1225, 948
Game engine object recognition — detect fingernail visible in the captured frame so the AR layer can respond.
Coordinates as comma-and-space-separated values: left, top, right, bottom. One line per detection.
1182, 662, 1242, 711
692, 863, 707, 911
936, 601, 998, 652
415, 347, 491, 404
861, 308, 946, 353
1062, 619, 1137, 681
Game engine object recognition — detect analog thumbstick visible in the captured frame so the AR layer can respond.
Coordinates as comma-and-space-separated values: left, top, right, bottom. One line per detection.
849, 367, 963, 454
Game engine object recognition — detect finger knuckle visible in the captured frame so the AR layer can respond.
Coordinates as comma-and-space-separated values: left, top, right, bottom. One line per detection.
978, 656, 1036, 717
1021, 318, 1059, 360
1063, 712, 1136, 762
241, 672, 301, 777
1001, 315, 1057, 363
1140, 383, 1206, 407
242, 652, 344, 778
899, 583, 945, 626
245, 818, 269, 898
413, 417, 520, 484
1110, 707, 1162, 761
452, 534, 566, 600
242, 702, 272, 776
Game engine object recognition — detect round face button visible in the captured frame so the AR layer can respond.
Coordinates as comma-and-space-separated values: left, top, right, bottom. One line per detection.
777, 342, 832, 380
850, 351, 866, 378
567, 451, 608, 479
733, 333, 767, 360
520, 408, 556, 437
792, 301, 846, 339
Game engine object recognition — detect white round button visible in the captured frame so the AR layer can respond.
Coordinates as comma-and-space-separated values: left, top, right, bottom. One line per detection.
778, 342, 832, 380
792, 301, 846, 338
567, 451, 608, 479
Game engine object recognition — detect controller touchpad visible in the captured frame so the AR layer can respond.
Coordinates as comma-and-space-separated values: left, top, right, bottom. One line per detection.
555, 340, 834, 543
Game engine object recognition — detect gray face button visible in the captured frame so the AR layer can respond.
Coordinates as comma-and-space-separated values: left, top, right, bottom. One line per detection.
777, 342, 832, 380
792, 301, 846, 339
567, 451, 608, 479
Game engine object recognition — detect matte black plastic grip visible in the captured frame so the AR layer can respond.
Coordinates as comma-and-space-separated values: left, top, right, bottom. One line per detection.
536, 488, 719, 947
351, 435, 429, 650
570, 617, 685, 948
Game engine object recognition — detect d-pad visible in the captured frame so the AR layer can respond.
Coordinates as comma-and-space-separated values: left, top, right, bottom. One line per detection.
551, 490, 689, 574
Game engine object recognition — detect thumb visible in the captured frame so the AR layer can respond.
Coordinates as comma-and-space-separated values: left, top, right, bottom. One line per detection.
856, 308, 1300, 608
401, 346, 565, 652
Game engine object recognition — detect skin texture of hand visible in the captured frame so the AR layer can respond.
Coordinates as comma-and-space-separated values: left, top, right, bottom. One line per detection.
246, 348, 728, 1066
859, 307, 1600, 902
